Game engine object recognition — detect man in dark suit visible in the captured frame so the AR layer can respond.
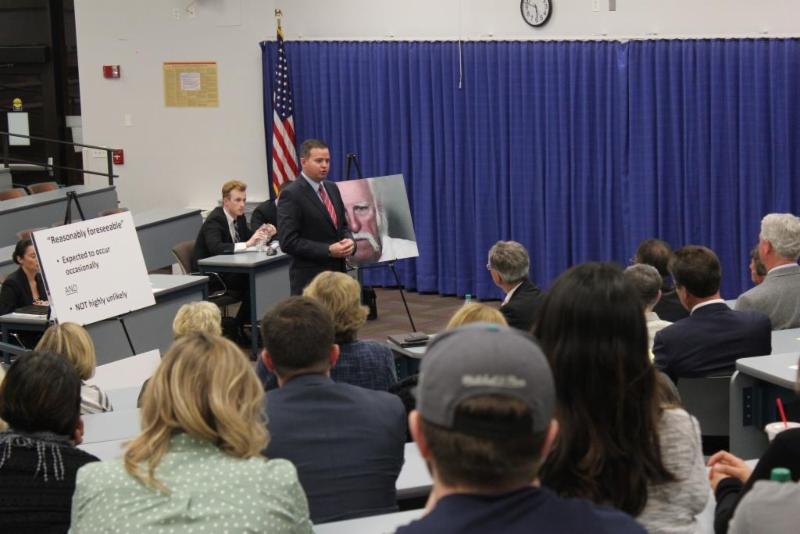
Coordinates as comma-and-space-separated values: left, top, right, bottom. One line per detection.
488, 241, 544, 332
250, 180, 290, 232
634, 238, 689, 322
654, 245, 772, 381
259, 297, 405, 524
277, 139, 355, 295
193, 180, 275, 330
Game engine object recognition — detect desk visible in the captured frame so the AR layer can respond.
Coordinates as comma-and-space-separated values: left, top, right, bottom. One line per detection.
82, 408, 141, 444
396, 442, 431, 500
0, 274, 208, 363
198, 251, 291, 354
770, 327, 800, 354
132, 207, 202, 271
730, 352, 799, 458
0, 185, 118, 247
79, 439, 128, 460
314, 510, 423, 534
0, 243, 15, 277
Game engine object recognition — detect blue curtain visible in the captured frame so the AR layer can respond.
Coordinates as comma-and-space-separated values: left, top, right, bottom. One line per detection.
261, 39, 800, 299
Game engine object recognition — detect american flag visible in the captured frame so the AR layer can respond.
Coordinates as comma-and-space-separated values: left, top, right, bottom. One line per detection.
271, 26, 298, 196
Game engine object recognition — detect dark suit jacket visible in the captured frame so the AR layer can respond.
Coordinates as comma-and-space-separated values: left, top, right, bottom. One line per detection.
654, 289, 689, 322
500, 278, 544, 332
653, 302, 772, 381
264, 373, 406, 524
250, 199, 277, 231
192, 207, 253, 271
277, 177, 351, 295
0, 268, 46, 315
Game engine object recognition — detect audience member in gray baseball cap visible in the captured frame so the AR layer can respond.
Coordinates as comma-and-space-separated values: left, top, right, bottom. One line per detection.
394, 323, 645, 534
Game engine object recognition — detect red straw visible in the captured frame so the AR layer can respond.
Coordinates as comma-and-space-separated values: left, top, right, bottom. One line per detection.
776, 397, 788, 429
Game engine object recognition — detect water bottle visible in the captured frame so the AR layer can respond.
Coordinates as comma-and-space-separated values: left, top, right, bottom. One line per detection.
770, 467, 791, 482
465, 293, 472, 305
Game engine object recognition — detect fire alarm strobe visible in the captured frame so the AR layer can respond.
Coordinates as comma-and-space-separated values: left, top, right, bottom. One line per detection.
103, 65, 121, 79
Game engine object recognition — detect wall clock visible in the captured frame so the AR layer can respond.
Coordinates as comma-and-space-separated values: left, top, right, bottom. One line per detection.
520, 0, 552, 28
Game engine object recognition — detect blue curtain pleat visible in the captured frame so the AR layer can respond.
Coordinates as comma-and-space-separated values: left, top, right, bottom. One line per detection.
262, 39, 800, 299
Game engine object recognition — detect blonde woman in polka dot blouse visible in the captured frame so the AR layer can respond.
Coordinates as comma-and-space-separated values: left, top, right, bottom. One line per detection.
69, 332, 313, 533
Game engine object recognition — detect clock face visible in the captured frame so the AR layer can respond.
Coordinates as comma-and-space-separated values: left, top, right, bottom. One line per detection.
520, 0, 552, 27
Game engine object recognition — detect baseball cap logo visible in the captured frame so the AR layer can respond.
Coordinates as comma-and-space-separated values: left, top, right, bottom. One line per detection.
461, 374, 527, 388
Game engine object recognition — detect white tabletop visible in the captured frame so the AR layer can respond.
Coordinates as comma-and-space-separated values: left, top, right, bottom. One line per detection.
314, 509, 423, 534
736, 352, 799, 390
198, 249, 290, 268
79, 438, 128, 460
82, 408, 141, 444
396, 442, 431, 497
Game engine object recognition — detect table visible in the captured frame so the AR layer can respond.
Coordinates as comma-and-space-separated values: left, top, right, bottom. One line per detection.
82, 408, 141, 444
730, 352, 799, 458
0, 185, 118, 246
0, 243, 15, 277
131, 207, 202, 271
198, 250, 291, 355
0, 206, 202, 274
314, 510, 423, 534
769, 327, 800, 354
0, 274, 208, 363
397, 442, 431, 500
0, 166, 10, 189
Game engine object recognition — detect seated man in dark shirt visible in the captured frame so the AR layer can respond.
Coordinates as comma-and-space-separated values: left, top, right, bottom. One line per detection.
396, 323, 645, 534
653, 245, 772, 381
259, 297, 406, 524
487, 240, 544, 331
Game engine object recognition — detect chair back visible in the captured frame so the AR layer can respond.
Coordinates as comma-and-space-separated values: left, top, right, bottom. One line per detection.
171, 240, 195, 275
0, 188, 27, 200
27, 182, 59, 194
676, 374, 732, 436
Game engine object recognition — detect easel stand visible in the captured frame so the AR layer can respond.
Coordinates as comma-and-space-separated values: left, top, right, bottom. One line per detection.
343, 152, 378, 320
116, 316, 137, 356
358, 260, 419, 333
63, 190, 86, 225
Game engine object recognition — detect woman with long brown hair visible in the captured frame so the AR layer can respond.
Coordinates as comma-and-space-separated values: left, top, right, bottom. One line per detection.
534, 262, 707, 533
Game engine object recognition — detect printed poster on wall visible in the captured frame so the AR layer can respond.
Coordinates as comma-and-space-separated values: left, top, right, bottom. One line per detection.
163, 61, 219, 107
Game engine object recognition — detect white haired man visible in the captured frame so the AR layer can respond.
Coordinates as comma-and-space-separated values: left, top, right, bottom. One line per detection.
735, 213, 800, 329
487, 241, 544, 332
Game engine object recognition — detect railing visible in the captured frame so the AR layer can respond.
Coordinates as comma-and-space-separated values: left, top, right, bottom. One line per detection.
1, 131, 119, 186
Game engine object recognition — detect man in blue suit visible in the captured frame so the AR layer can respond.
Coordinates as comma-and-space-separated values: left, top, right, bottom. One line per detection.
654, 245, 771, 381
259, 297, 406, 524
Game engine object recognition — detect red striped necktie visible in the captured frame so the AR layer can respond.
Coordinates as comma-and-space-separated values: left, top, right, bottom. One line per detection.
318, 184, 338, 226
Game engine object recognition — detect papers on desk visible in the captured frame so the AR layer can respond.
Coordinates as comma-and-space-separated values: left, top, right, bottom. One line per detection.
7, 313, 45, 319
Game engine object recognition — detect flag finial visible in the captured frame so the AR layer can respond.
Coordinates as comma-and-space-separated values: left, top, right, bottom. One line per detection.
274, 9, 282, 30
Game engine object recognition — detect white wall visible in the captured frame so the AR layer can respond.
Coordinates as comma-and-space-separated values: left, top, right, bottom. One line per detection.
75, 0, 800, 212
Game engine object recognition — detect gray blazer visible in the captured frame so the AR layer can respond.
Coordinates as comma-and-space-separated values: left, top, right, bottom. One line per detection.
735, 263, 800, 330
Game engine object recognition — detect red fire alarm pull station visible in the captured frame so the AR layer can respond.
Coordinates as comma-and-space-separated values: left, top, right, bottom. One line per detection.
112, 149, 124, 165
103, 65, 121, 79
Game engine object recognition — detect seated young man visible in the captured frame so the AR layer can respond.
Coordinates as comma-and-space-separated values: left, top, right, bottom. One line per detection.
259, 296, 406, 524
397, 323, 645, 534
653, 245, 772, 381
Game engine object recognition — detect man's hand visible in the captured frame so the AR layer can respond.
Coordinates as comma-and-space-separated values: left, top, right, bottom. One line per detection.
246, 226, 271, 247
329, 238, 355, 258
707, 450, 752, 490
